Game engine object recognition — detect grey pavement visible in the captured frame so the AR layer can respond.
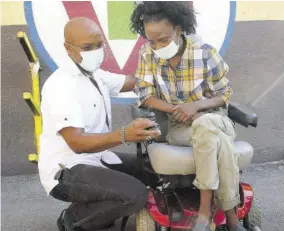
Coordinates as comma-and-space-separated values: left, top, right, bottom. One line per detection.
2, 161, 284, 231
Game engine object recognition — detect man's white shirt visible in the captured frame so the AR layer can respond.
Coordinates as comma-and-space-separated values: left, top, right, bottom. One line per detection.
39, 62, 125, 195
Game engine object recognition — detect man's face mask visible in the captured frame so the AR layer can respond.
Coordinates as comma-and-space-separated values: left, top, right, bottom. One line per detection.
152, 32, 180, 60
79, 47, 104, 73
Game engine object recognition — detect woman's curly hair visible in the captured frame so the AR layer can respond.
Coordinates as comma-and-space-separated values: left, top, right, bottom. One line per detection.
130, 1, 197, 38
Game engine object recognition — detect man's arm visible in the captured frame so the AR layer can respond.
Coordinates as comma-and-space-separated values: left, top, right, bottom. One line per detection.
59, 119, 160, 154
59, 127, 122, 154
94, 70, 135, 95
120, 74, 136, 92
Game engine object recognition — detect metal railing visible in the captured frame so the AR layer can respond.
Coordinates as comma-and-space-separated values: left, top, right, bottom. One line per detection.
17, 31, 42, 163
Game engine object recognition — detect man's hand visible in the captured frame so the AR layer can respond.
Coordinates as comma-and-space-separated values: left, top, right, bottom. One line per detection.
172, 102, 200, 123
120, 74, 136, 92
125, 118, 161, 142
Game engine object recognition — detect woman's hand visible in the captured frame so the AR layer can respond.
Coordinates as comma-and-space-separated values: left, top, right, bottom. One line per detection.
172, 102, 200, 123
125, 118, 161, 142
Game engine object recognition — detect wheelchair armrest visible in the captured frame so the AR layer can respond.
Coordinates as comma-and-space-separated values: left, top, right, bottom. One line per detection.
228, 102, 258, 128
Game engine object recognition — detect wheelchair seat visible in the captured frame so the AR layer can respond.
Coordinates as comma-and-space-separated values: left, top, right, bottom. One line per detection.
131, 101, 258, 175
148, 141, 253, 175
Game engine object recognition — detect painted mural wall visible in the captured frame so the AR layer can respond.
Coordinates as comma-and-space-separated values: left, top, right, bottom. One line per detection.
3, 1, 236, 103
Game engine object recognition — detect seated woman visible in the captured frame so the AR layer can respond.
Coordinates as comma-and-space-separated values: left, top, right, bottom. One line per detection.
130, 2, 245, 231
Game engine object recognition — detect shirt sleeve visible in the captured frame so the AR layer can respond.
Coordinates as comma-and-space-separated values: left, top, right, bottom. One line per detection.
135, 48, 157, 107
95, 69, 126, 96
204, 46, 233, 105
42, 79, 85, 133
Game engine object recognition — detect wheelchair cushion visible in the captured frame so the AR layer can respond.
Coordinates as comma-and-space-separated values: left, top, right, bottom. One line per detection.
148, 141, 253, 175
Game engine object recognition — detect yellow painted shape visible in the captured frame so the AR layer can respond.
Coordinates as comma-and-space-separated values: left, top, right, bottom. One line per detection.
17, 31, 38, 63
17, 31, 42, 163
30, 66, 42, 154
23, 92, 41, 116
28, 154, 39, 163
236, 2, 284, 21
1, 1, 27, 25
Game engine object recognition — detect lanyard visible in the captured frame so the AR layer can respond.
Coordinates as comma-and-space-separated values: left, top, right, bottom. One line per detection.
89, 77, 110, 129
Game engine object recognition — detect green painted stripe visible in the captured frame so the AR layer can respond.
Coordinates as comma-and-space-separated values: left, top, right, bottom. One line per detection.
108, 1, 136, 40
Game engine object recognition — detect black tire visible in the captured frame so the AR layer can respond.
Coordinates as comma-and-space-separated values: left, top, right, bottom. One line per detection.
245, 195, 262, 230
136, 208, 156, 231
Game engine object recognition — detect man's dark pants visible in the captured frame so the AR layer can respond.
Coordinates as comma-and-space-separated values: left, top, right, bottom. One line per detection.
50, 152, 148, 230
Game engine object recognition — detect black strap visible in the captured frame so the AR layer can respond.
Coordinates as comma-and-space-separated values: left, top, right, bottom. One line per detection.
89, 77, 110, 129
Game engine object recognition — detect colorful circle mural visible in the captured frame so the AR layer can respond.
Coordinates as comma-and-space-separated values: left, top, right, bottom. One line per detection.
25, 1, 236, 104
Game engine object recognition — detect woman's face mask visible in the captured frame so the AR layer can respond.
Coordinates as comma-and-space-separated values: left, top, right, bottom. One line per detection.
79, 47, 104, 73
152, 32, 180, 60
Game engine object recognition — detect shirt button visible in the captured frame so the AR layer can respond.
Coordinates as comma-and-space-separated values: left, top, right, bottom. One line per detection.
64, 118, 68, 121
94, 104, 96, 107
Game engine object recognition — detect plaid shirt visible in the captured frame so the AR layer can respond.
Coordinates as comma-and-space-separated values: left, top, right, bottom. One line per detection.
135, 34, 233, 116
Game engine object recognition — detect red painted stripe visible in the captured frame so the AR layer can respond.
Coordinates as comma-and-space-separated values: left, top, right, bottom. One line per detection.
122, 37, 146, 74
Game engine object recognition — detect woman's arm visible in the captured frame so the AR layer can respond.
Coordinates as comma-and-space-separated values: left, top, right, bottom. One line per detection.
142, 96, 174, 113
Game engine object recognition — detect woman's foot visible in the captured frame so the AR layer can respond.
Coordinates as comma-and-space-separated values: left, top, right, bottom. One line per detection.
192, 223, 212, 231
193, 215, 211, 231
225, 208, 247, 231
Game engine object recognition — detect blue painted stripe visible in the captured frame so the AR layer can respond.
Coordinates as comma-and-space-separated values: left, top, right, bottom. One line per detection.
24, 1, 58, 72
219, 1, 236, 57
111, 97, 136, 105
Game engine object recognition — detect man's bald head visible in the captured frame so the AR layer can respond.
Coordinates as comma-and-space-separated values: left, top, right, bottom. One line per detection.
64, 17, 101, 43
64, 17, 104, 64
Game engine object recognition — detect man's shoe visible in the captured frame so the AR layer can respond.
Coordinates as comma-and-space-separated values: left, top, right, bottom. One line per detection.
96, 223, 116, 231
57, 210, 67, 231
